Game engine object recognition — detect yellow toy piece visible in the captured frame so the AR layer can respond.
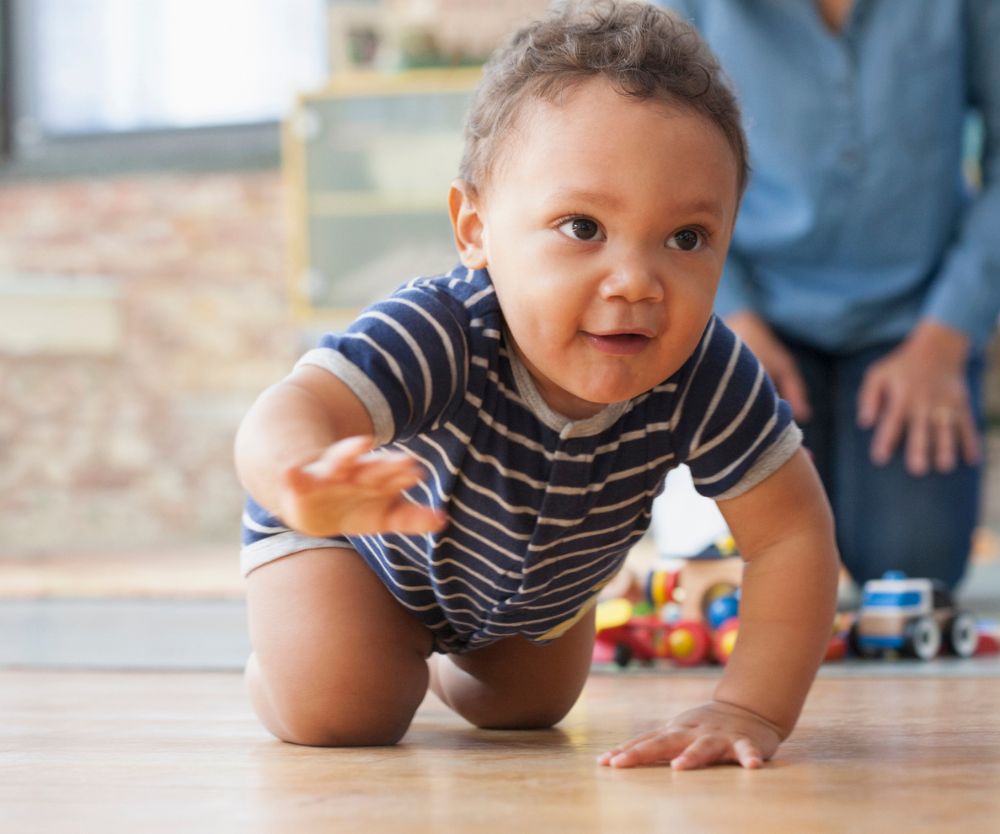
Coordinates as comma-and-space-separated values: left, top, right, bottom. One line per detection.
595, 598, 634, 632
716, 535, 737, 555
717, 624, 739, 658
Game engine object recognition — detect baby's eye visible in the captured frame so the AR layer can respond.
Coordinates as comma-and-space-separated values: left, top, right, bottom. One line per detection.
667, 229, 704, 251
557, 217, 605, 242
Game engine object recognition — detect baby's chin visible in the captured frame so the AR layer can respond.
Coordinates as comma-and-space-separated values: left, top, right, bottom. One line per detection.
558, 383, 646, 416
537, 363, 676, 418
576, 369, 675, 404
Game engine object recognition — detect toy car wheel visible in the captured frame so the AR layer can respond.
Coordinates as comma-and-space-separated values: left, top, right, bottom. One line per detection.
902, 615, 941, 661
613, 642, 633, 668
944, 612, 978, 658
847, 620, 877, 658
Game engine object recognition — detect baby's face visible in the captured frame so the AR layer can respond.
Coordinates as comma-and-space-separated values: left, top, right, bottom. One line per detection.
459, 77, 740, 419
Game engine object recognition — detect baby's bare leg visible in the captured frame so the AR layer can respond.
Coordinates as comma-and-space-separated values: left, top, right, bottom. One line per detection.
245, 547, 433, 746
429, 607, 595, 730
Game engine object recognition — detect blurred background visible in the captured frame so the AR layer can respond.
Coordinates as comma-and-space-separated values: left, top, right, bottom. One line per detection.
0, 0, 552, 666
0, 0, 997, 667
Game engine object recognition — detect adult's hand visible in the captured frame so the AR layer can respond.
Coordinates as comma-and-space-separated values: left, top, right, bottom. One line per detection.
725, 311, 812, 422
856, 320, 980, 475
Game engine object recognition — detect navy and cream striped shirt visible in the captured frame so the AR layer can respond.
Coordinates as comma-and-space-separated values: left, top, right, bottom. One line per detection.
241, 265, 800, 653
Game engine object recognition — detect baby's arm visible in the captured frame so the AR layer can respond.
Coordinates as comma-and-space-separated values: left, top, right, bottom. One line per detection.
235, 365, 445, 537
599, 448, 839, 769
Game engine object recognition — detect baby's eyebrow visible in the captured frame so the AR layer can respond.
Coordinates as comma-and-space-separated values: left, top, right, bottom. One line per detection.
543, 188, 726, 221
543, 188, 625, 211
674, 198, 728, 219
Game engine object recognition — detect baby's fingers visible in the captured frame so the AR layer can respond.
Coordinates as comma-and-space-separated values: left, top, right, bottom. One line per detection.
352, 454, 426, 490
732, 737, 765, 769
308, 435, 376, 477
597, 729, 660, 766
670, 736, 763, 771
669, 735, 731, 770
289, 438, 420, 492
601, 732, 690, 768
282, 462, 325, 495
286, 436, 375, 488
600, 732, 766, 771
386, 501, 448, 534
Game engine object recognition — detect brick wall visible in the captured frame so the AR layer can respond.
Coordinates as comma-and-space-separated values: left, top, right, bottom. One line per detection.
1, 170, 997, 560
0, 172, 299, 554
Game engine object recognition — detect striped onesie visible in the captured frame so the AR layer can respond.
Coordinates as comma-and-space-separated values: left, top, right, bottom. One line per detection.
241, 265, 800, 653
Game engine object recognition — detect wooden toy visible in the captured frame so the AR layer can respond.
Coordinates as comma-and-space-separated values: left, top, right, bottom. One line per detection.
848, 571, 979, 660
594, 541, 848, 668
595, 544, 744, 668
594, 598, 714, 667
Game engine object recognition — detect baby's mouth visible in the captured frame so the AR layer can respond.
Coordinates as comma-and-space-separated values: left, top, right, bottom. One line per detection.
583, 331, 652, 355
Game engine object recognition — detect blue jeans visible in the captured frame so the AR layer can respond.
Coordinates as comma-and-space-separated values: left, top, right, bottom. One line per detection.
781, 335, 984, 590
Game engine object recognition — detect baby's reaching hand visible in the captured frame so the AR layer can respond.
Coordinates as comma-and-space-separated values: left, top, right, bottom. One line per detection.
597, 700, 784, 771
278, 435, 446, 538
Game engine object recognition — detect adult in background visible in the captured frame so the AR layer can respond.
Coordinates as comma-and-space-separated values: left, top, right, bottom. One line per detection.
657, 0, 1000, 588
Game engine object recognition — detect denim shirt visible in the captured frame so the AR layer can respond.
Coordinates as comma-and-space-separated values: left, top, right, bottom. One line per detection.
657, 0, 1000, 351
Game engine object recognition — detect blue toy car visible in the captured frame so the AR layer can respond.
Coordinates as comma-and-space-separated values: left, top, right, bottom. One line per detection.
848, 571, 978, 661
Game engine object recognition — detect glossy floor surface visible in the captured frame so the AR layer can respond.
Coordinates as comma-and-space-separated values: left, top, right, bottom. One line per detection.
4, 668, 999, 834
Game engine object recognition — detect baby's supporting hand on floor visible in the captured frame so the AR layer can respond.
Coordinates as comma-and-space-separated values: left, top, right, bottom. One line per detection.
598, 700, 783, 770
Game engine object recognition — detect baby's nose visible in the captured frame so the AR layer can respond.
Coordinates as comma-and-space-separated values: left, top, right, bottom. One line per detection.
600, 259, 664, 303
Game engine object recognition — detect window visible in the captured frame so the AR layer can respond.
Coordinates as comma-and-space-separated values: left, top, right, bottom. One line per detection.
3, 0, 329, 174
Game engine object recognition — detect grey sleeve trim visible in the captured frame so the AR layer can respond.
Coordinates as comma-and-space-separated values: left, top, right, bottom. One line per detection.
713, 423, 803, 502
295, 347, 395, 446
240, 532, 354, 577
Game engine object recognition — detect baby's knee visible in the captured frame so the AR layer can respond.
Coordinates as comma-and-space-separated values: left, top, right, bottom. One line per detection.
461, 692, 578, 731
276, 704, 410, 748
245, 654, 417, 747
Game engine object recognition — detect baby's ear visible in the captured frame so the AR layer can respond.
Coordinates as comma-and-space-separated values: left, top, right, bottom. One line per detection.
448, 180, 488, 269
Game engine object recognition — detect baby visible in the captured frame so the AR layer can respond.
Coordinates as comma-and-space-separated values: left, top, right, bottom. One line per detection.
236, 1, 840, 770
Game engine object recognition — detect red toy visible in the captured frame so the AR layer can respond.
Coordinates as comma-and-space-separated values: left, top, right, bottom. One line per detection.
595, 545, 847, 668
593, 599, 713, 667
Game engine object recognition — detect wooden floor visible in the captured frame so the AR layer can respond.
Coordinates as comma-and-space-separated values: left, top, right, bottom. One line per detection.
4, 668, 1000, 833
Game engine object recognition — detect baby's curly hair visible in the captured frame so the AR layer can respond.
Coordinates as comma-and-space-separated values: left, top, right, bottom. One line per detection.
459, 1, 748, 195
